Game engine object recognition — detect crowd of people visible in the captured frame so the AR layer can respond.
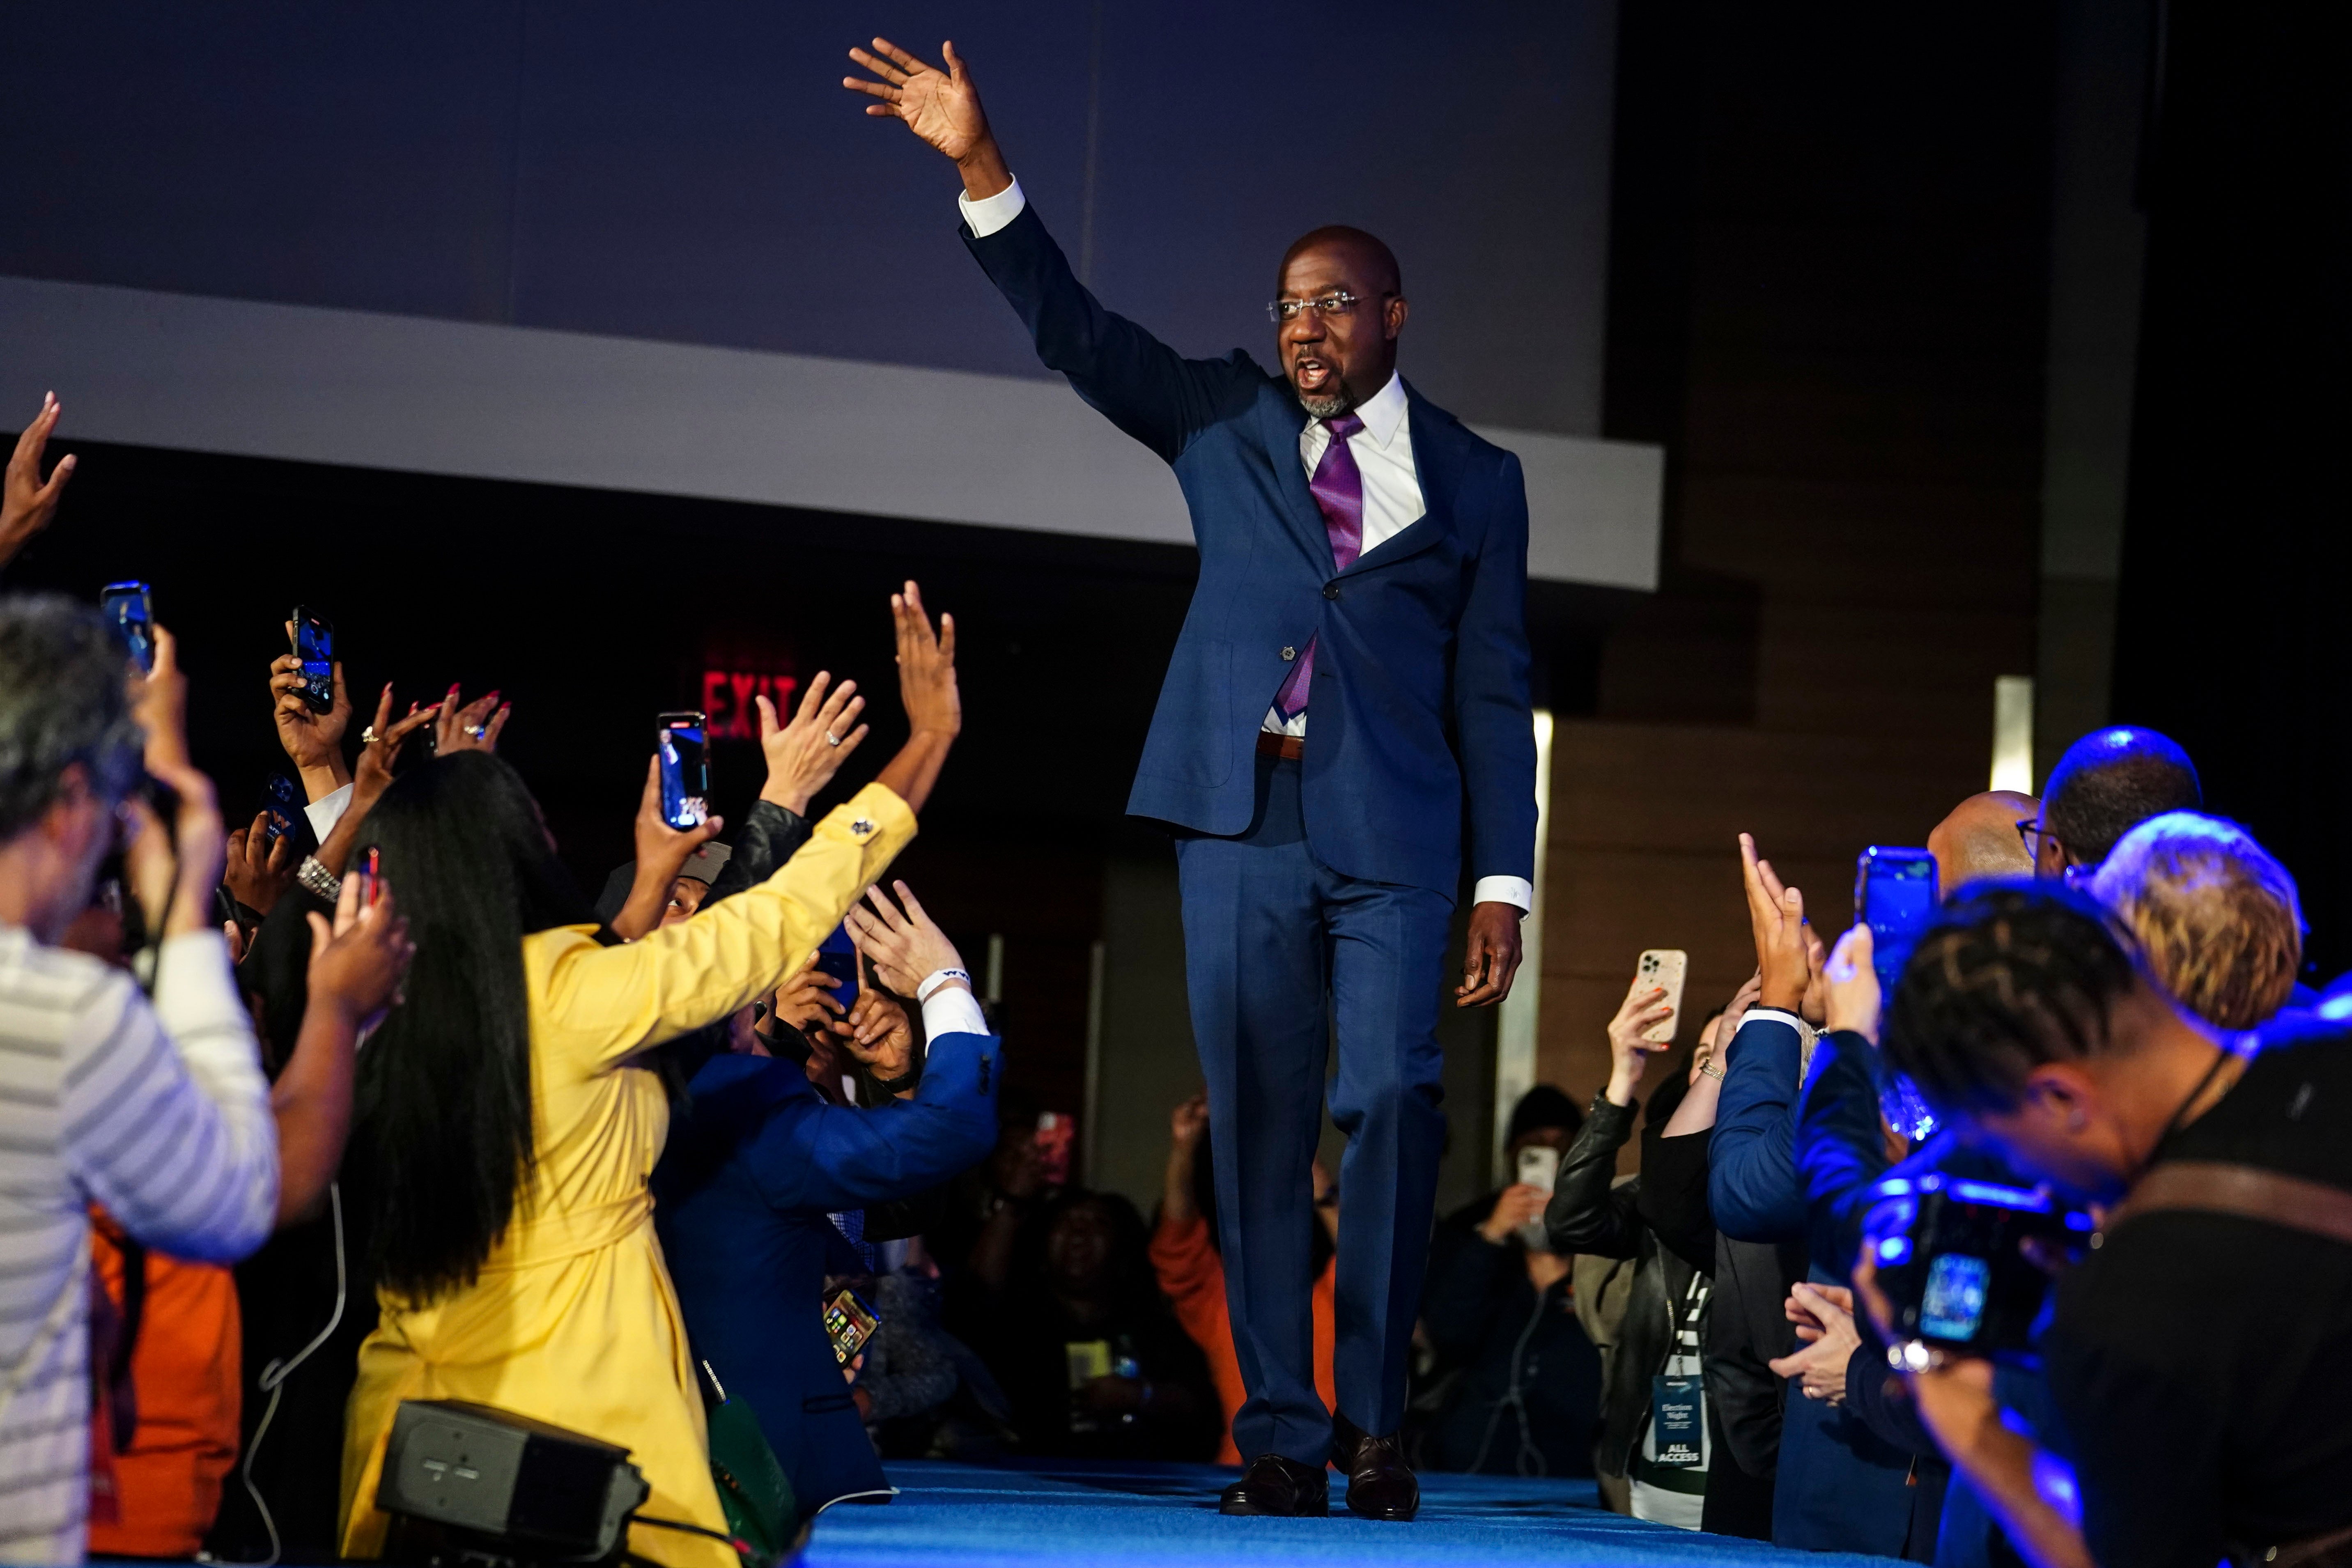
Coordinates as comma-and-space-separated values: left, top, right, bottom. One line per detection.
5, 333, 2352, 1568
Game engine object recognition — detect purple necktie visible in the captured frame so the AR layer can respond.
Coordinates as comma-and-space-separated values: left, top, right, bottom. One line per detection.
1274, 414, 1365, 721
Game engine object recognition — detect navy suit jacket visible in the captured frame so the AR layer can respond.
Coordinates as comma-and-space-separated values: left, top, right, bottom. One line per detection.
653, 1033, 999, 1512
964, 204, 1537, 895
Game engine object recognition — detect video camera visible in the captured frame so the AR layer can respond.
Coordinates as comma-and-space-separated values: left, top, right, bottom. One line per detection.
1860, 1172, 2092, 1360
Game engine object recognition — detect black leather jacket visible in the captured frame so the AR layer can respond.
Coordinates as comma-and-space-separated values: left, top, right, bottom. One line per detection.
1545, 1096, 1702, 1480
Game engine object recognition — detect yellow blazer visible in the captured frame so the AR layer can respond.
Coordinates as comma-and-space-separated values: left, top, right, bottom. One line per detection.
340, 785, 914, 1567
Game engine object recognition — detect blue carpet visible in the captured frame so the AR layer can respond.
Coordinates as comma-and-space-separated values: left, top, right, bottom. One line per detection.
802, 1459, 1904, 1566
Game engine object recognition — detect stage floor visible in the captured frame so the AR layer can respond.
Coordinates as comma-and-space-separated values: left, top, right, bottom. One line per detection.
802, 1460, 1903, 1566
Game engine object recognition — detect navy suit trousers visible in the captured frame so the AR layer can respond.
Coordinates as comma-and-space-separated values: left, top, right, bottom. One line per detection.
1174, 753, 1450, 1464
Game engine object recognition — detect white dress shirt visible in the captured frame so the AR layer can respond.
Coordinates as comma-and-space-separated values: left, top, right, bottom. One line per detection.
960, 177, 1529, 914
305, 781, 353, 845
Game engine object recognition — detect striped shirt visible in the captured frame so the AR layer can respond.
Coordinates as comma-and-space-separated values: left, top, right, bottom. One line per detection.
0, 927, 276, 1565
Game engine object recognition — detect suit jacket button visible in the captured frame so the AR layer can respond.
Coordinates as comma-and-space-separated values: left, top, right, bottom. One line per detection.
1323, 583, 1341, 600
1281, 646, 1297, 661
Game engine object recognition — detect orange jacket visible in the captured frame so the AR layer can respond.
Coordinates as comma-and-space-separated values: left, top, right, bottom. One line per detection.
1149, 1211, 1334, 1464
87, 1210, 242, 1558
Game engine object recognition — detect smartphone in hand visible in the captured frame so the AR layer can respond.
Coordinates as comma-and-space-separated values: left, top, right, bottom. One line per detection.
1035, 1111, 1075, 1186
100, 581, 155, 674
259, 774, 302, 846
656, 711, 709, 830
1636, 948, 1688, 1044
824, 1286, 880, 1366
291, 606, 335, 712
1856, 847, 1939, 993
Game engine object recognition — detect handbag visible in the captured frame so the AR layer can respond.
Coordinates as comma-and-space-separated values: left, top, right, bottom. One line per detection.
699, 1360, 806, 1568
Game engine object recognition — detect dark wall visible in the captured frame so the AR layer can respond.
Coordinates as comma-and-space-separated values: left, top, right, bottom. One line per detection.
1535, 1, 2055, 1109
0, 0, 1615, 434
2113, 2, 2352, 983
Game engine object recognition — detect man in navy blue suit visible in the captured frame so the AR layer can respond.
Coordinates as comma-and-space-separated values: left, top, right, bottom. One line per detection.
848, 36, 1539, 1522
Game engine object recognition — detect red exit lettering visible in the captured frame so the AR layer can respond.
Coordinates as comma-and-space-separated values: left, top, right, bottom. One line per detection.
701, 670, 799, 740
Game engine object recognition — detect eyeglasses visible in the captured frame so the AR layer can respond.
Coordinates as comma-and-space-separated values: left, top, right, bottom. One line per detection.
1267, 290, 1364, 324
2014, 818, 2065, 863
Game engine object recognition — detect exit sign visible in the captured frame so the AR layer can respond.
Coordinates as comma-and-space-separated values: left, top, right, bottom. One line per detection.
702, 670, 800, 741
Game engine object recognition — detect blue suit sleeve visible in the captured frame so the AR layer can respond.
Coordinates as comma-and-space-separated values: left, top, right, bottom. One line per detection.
962, 202, 1250, 466
737, 1032, 1001, 1213
1451, 448, 1538, 885
1708, 1014, 1810, 1243
1795, 1028, 1896, 1279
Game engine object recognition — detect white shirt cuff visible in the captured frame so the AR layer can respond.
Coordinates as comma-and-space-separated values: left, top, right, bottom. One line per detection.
958, 175, 1027, 238
920, 984, 990, 1048
304, 782, 354, 845
1472, 876, 1533, 913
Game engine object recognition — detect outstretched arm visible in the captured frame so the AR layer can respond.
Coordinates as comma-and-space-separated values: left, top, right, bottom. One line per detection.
844, 37, 1244, 462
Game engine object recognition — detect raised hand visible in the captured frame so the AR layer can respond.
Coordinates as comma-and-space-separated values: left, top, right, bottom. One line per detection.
353, 686, 439, 808
843, 37, 1008, 194
872, 581, 961, 814
771, 956, 849, 1037
433, 683, 509, 755
132, 629, 228, 939
0, 393, 74, 569
1478, 1184, 1551, 1244
757, 672, 868, 814
271, 627, 353, 800
1169, 1090, 1209, 1151
893, 581, 960, 739
306, 875, 415, 1034
611, 755, 724, 940
843, 946, 917, 1087
1739, 832, 1813, 1013
1603, 970, 1676, 1106
224, 813, 299, 916
844, 879, 965, 1000
1822, 924, 1883, 1041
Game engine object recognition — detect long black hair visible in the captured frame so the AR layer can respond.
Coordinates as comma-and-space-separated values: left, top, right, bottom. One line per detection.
351, 751, 606, 1303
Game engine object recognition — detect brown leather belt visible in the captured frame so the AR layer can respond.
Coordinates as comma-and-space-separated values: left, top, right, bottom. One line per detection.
1256, 732, 1305, 762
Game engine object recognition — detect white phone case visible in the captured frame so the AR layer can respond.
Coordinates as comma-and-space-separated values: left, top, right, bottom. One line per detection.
1636, 949, 1689, 1045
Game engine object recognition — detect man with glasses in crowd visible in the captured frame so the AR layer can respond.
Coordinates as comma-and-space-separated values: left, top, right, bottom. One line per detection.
842, 34, 1539, 1522
2017, 725, 2202, 881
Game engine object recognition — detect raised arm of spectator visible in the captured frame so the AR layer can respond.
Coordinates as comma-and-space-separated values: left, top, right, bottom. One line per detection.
733, 886, 997, 1210
0, 393, 74, 572
1793, 923, 1905, 1276
271, 872, 413, 1225
1709, 833, 1823, 1242
1543, 1094, 1646, 1258
694, 674, 864, 909
71, 630, 278, 1262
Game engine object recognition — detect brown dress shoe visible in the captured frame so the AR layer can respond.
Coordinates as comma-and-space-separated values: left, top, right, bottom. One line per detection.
1331, 1412, 1420, 1522
1218, 1452, 1330, 1516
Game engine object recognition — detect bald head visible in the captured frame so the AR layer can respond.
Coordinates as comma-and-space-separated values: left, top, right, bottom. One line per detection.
1929, 790, 2040, 898
1278, 225, 1402, 298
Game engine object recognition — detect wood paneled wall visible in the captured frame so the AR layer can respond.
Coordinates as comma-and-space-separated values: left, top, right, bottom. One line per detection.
1536, 4, 2053, 1113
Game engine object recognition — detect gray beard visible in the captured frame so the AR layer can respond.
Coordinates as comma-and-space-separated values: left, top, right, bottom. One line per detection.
1295, 386, 1354, 419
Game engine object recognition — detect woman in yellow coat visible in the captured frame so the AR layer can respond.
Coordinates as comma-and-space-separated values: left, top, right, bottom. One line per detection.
338, 587, 958, 1568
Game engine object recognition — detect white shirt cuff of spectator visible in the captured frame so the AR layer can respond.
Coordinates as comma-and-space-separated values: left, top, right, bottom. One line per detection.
959, 176, 1027, 238
919, 981, 988, 1049
1472, 876, 1533, 913
304, 781, 354, 844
